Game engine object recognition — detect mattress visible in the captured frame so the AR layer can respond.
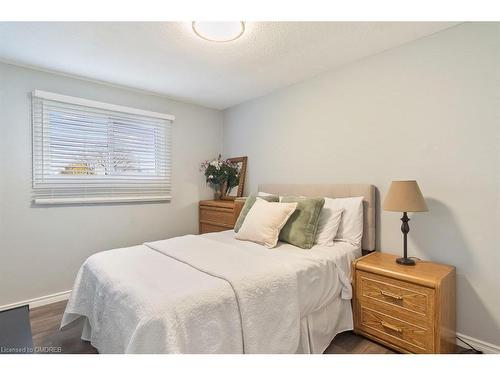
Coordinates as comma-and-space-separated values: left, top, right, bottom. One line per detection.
206, 230, 361, 317
61, 230, 361, 353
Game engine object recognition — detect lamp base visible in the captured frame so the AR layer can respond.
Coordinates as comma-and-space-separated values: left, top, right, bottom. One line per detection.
396, 257, 416, 266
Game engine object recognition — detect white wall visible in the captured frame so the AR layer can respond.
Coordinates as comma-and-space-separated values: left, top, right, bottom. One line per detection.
223, 23, 500, 347
0, 62, 223, 307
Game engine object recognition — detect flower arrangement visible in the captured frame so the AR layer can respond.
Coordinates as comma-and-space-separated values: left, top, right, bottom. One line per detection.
200, 155, 240, 199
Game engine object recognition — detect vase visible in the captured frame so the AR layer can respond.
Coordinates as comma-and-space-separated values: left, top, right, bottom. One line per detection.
213, 185, 222, 200
213, 182, 229, 200
221, 181, 229, 197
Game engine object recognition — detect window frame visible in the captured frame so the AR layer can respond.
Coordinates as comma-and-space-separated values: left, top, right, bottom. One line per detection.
31, 90, 175, 205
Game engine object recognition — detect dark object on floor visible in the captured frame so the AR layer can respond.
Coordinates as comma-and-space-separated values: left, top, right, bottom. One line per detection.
456, 336, 483, 354
0, 305, 34, 354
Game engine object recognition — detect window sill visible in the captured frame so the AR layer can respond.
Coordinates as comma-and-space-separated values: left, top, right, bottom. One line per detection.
33, 196, 172, 205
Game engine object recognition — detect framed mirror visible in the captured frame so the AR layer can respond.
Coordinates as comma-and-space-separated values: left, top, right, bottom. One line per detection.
222, 156, 247, 200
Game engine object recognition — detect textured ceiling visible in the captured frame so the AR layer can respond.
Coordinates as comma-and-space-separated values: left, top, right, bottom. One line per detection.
0, 22, 458, 109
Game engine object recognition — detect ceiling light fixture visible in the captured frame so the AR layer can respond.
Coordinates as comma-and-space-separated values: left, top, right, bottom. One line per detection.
192, 22, 245, 42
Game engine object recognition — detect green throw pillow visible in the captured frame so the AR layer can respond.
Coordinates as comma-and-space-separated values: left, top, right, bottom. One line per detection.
234, 193, 279, 233
279, 196, 325, 249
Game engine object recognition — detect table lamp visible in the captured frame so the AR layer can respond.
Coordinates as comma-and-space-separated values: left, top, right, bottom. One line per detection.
383, 180, 428, 265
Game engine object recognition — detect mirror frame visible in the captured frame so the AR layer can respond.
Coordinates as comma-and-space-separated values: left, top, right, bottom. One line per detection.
222, 156, 247, 200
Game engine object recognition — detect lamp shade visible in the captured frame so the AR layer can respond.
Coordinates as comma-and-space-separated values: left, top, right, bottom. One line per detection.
383, 180, 428, 212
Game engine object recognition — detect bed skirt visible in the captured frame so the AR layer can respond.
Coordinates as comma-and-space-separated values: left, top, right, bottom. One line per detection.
74, 297, 353, 354
297, 296, 353, 354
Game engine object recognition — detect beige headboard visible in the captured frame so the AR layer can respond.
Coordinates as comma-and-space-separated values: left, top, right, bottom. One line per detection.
258, 184, 376, 251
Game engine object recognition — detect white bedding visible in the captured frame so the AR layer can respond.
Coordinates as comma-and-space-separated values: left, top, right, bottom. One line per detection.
61, 230, 360, 354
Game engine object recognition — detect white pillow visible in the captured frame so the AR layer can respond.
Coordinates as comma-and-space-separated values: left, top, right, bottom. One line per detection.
257, 191, 274, 197
235, 198, 297, 248
329, 197, 364, 247
314, 206, 344, 247
258, 191, 284, 201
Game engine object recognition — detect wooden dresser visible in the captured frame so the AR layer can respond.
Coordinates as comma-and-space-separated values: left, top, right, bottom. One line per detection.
199, 199, 245, 234
353, 252, 455, 354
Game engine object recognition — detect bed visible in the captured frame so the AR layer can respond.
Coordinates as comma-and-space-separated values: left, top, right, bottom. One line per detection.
60, 183, 376, 354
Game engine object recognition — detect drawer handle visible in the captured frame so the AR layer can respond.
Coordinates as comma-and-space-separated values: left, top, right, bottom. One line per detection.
380, 290, 403, 300
381, 321, 403, 333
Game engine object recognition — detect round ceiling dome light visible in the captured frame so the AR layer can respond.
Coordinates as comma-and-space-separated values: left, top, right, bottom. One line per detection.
192, 22, 245, 42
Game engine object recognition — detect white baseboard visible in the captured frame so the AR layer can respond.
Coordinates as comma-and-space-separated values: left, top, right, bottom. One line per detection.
0, 290, 71, 312
456, 332, 500, 354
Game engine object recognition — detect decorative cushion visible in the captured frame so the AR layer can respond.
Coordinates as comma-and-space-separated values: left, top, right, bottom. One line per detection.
315, 205, 344, 246
234, 193, 279, 233
279, 196, 325, 249
234, 198, 297, 248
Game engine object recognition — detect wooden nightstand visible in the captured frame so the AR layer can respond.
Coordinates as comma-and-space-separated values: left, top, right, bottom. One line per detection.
199, 199, 245, 234
353, 252, 456, 353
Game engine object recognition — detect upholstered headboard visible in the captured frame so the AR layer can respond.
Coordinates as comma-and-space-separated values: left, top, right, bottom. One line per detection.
257, 184, 376, 251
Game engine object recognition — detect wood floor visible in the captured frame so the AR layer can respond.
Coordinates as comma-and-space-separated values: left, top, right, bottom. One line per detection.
29, 300, 395, 354
30, 301, 97, 354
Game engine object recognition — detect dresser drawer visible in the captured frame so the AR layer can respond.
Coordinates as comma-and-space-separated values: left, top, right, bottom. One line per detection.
357, 270, 434, 323
199, 222, 229, 234
199, 207, 235, 227
359, 306, 434, 353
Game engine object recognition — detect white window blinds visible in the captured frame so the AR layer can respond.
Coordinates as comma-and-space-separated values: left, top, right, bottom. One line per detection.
32, 90, 174, 204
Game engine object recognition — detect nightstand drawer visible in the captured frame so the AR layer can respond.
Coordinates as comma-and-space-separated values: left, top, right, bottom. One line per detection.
199, 207, 234, 226
357, 270, 434, 323
359, 306, 434, 354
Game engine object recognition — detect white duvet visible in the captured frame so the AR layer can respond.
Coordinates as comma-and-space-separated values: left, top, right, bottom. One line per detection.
61, 231, 359, 354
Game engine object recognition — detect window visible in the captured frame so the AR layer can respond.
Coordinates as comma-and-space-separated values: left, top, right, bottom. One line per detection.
32, 90, 174, 204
